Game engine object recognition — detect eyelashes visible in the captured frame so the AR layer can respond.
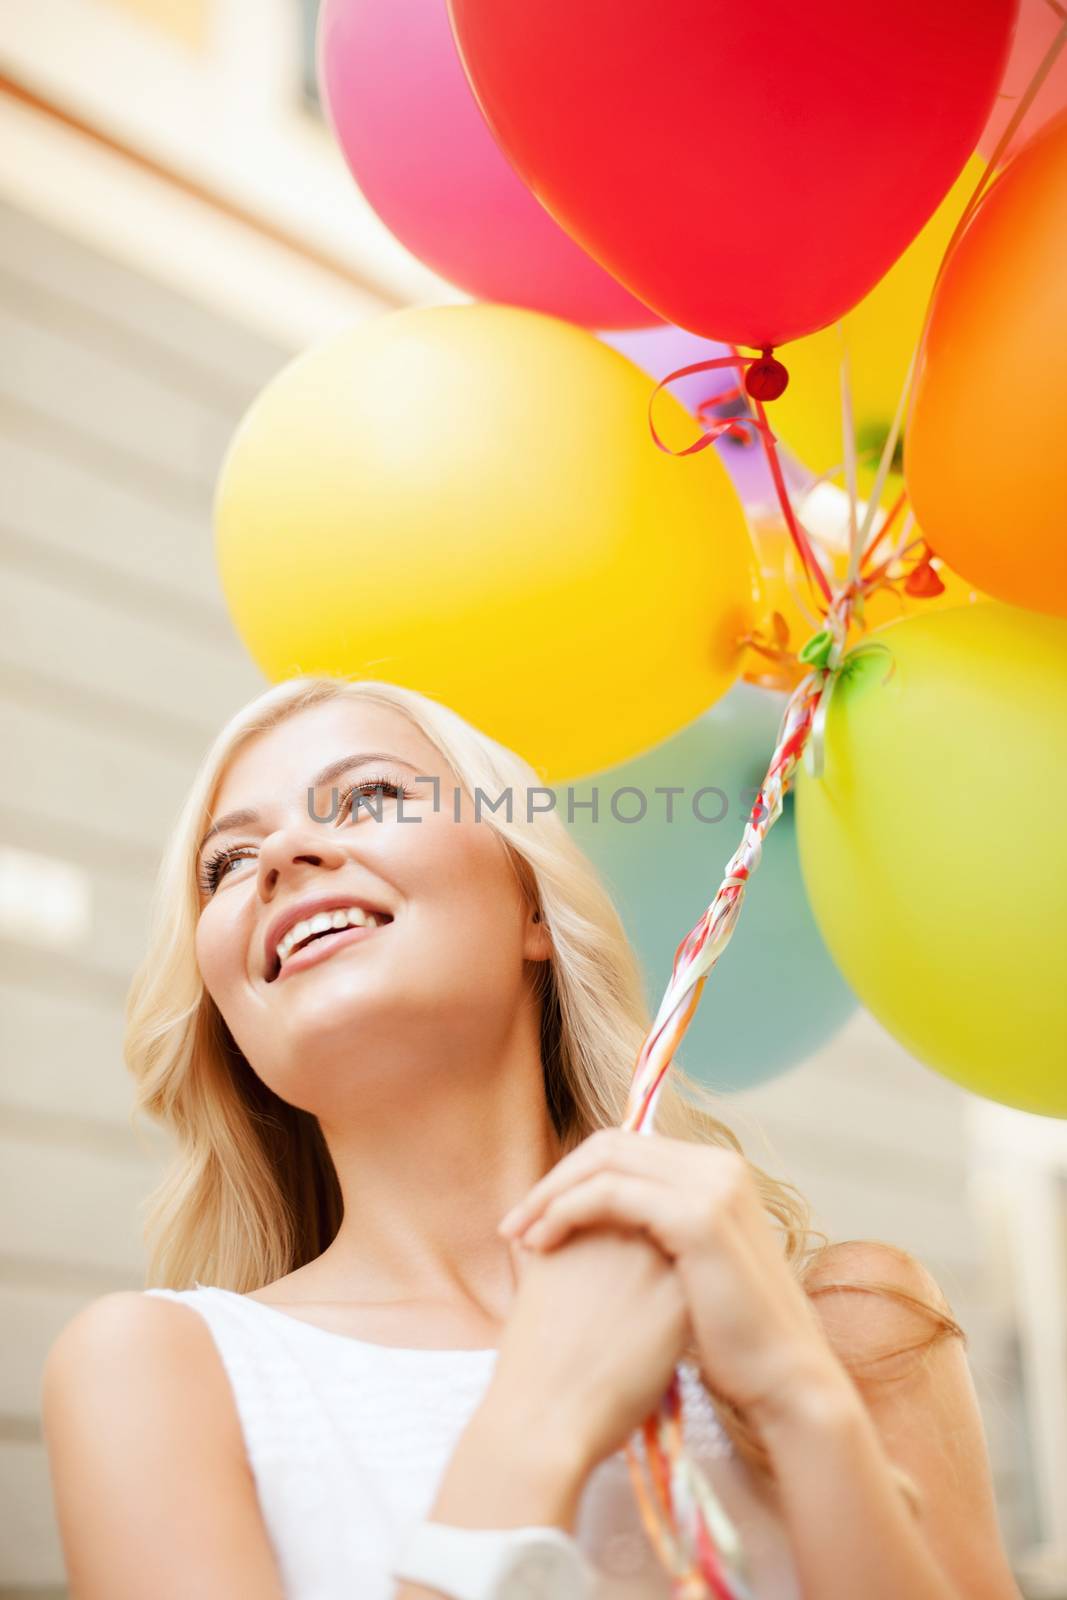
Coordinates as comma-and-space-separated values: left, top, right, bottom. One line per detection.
197, 773, 411, 896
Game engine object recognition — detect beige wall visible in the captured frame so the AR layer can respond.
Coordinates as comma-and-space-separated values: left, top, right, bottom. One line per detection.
96, 0, 211, 50
0, 199, 284, 1595
1, 0, 456, 332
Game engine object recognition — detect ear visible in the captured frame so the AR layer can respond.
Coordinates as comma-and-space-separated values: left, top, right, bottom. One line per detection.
522, 903, 553, 963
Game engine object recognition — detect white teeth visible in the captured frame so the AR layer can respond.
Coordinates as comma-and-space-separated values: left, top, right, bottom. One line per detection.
275, 905, 383, 969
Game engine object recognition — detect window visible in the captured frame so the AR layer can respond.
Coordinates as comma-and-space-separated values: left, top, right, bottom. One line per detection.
298, 0, 323, 113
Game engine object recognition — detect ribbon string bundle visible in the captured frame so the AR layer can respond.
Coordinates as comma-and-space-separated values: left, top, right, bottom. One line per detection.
609, 30, 1067, 1577
615, 370, 919, 1591
615, 394, 855, 1600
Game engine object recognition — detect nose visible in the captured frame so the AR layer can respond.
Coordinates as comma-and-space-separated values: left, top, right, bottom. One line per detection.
256, 823, 349, 900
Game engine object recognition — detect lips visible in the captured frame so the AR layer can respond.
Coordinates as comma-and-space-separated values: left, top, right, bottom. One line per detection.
263, 894, 394, 982
270, 915, 390, 984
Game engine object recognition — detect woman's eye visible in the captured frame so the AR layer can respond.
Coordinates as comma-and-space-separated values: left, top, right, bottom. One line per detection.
198, 775, 411, 895
199, 846, 255, 895
337, 776, 408, 819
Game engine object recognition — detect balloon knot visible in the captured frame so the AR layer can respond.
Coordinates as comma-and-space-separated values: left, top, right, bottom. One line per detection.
797, 627, 835, 671
904, 552, 947, 598
744, 348, 789, 402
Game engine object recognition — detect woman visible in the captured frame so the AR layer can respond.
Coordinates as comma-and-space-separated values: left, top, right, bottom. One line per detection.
42, 676, 1020, 1600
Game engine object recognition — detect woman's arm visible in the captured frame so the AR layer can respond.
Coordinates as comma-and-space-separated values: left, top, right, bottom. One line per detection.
502, 1131, 1025, 1600
42, 1291, 594, 1600
771, 1240, 1023, 1600
393, 1396, 589, 1600
41, 1293, 287, 1600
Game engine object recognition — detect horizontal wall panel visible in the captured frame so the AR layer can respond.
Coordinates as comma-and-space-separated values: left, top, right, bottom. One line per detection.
0, 1135, 164, 1278
742, 1122, 967, 1217
769, 1004, 965, 1090
1, 856, 194, 997
0, 1283, 98, 1422
0, 565, 267, 738
783, 1164, 984, 1277
731, 1078, 966, 1179
785, 1010, 972, 1106
0, 302, 236, 491
88, 866, 180, 989
0, 199, 290, 398
46, 839, 269, 998
0, 980, 132, 1126
0, 390, 207, 516
0, 428, 227, 617
0, 943, 127, 1013
0, 693, 205, 857
0, 1444, 65, 1586
0, 1585, 67, 1597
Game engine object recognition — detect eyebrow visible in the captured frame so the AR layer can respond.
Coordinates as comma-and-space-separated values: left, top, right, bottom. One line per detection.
196, 751, 418, 859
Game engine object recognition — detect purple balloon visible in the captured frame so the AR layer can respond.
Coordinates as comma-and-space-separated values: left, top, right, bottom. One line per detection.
319, 0, 657, 328
601, 324, 810, 509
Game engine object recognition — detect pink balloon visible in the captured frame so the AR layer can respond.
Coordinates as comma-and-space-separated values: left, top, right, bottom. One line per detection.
317, 0, 656, 328
979, 0, 1067, 161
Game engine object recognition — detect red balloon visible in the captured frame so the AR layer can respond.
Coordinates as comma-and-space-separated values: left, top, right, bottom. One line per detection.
447, 0, 1017, 348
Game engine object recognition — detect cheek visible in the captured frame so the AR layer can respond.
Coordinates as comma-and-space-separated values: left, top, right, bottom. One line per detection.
194, 905, 244, 1004
415, 823, 527, 958
193, 919, 220, 1002
374, 816, 511, 969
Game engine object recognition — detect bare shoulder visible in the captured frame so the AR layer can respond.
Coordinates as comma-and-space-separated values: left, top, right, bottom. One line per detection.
802, 1237, 958, 1378
803, 1240, 1021, 1600
47, 1287, 224, 1367
802, 1235, 953, 1304
44, 1290, 244, 1451
42, 1291, 284, 1600
47, 1286, 225, 1355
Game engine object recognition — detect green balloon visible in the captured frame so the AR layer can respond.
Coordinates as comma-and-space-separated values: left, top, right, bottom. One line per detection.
797, 603, 1067, 1118
563, 682, 855, 1091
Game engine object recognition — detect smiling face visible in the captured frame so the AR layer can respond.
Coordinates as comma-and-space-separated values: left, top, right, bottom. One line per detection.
194, 698, 550, 1120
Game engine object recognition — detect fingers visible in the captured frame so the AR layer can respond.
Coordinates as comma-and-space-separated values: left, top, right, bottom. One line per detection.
520, 1170, 690, 1257
505, 1230, 549, 1290
498, 1127, 749, 1243
498, 1128, 673, 1238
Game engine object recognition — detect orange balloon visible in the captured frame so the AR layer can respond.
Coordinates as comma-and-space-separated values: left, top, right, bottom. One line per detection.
741, 514, 985, 690
905, 111, 1067, 618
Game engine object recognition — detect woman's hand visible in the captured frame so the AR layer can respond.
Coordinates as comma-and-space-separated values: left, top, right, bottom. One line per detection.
498, 1128, 850, 1427
484, 1226, 694, 1478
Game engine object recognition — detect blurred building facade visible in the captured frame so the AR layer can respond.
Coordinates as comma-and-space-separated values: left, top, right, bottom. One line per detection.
0, 3, 1064, 1596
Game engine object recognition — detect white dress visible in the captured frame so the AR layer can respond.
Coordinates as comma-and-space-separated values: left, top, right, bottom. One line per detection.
142, 1283, 802, 1600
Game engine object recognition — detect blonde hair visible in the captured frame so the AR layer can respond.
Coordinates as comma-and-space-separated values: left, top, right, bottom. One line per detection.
125, 675, 963, 1502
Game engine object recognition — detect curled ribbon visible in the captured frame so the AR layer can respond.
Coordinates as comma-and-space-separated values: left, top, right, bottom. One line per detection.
647, 353, 833, 607
616, 566, 899, 1593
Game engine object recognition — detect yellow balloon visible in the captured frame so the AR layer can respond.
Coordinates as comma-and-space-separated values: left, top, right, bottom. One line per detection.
796, 603, 1067, 1117
741, 512, 986, 691
769, 156, 985, 498
215, 304, 757, 780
